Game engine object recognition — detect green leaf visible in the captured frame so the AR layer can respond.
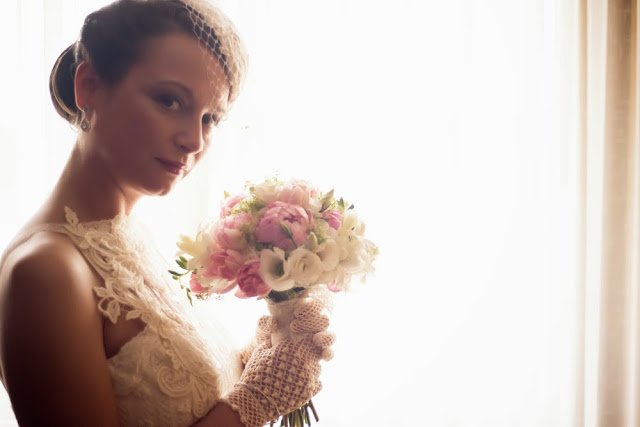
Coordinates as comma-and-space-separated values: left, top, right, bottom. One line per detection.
279, 221, 294, 239
176, 258, 187, 269
338, 197, 345, 208
186, 288, 193, 306
304, 232, 318, 251
223, 190, 230, 199
319, 189, 335, 212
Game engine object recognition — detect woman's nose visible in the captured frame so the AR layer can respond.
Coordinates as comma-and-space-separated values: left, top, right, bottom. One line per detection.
174, 119, 205, 154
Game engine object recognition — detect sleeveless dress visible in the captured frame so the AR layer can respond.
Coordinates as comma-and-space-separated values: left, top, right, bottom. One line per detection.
0, 207, 244, 426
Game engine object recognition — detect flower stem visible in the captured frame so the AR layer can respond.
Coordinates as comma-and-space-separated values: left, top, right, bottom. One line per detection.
277, 400, 318, 427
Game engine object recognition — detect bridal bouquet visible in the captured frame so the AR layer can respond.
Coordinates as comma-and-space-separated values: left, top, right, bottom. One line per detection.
170, 177, 377, 426
171, 177, 377, 303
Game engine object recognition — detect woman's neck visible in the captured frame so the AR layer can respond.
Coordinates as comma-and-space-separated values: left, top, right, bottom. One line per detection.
37, 140, 141, 223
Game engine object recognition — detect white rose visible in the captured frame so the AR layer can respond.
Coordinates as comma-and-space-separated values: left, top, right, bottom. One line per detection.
316, 240, 339, 271
259, 248, 295, 291
288, 247, 324, 286
253, 181, 281, 204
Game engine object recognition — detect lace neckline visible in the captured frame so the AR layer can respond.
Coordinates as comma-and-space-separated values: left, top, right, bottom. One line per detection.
2, 207, 129, 262
62, 206, 132, 228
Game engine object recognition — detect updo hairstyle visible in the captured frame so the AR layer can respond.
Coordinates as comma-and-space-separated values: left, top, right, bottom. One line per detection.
49, 0, 247, 128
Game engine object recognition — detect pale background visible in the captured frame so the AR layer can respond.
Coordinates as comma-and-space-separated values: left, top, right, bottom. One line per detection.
0, 0, 616, 426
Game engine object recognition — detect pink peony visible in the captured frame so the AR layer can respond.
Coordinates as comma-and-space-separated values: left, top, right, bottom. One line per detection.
235, 260, 271, 298
189, 274, 207, 293
254, 201, 313, 251
322, 209, 343, 230
202, 249, 244, 280
213, 212, 253, 251
220, 193, 249, 218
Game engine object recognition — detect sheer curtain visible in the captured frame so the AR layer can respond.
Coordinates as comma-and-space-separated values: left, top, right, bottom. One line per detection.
0, 0, 637, 426
578, 0, 640, 425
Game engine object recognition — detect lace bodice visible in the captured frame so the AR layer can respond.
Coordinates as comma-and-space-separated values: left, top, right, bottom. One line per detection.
1, 208, 243, 426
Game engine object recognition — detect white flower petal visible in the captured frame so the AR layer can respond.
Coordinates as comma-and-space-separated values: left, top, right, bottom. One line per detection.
316, 240, 339, 271
288, 248, 323, 286
259, 249, 295, 291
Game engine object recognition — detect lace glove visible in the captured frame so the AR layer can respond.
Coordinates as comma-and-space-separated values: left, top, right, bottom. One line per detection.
225, 297, 335, 427
239, 316, 272, 366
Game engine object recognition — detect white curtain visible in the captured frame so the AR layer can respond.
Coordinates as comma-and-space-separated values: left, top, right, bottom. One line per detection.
578, 0, 640, 425
0, 0, 638, 426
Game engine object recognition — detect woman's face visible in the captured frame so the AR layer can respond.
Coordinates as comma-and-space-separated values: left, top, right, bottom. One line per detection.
87, 32, 230, 197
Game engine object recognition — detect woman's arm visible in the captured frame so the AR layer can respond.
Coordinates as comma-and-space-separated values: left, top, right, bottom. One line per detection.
0, 232, 119, 426
191, 402, 244, 427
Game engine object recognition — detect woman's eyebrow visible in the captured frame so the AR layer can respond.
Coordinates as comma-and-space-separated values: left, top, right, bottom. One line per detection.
153, 79, 227, 114
154, 80, 194, 101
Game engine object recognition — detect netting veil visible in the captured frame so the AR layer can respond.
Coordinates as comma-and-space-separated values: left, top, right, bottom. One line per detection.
179, 0, 249, 108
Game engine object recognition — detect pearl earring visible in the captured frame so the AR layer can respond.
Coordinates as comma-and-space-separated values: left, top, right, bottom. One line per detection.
80, 105, 91, 132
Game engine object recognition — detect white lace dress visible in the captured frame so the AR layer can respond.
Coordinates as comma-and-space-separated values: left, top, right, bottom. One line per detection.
0, 208, 243, 426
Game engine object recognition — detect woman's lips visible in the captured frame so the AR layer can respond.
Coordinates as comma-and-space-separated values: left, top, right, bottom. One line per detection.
156, 158, 186, 175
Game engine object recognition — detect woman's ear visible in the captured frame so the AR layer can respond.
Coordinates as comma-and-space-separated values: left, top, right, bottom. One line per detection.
74, 61, 101, 111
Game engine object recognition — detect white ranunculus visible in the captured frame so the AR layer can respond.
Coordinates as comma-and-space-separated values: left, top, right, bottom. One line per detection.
288, 247, 324, 286
253, 181, 281, 204
316, 240, 339, 271
259, 248, 295, 291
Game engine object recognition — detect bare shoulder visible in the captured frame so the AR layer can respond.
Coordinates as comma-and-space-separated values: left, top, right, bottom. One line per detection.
2, 230, 98, 293
0, 232, 118, 426
0, 231, 100, 329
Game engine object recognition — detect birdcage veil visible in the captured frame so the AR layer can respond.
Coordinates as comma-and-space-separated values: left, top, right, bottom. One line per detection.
178, 0, 248, 106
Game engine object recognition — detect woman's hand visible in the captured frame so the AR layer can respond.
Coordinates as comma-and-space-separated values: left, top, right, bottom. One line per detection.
223, 295, 335, 427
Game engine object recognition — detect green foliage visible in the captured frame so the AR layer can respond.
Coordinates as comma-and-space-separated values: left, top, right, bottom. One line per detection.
169, 256, 194, 307
279, 221, 294, 239
231, 195, 266, 215
319, 189, 335, 213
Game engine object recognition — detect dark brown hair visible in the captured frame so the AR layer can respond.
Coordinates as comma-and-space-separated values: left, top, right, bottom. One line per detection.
49, 0, 234, 127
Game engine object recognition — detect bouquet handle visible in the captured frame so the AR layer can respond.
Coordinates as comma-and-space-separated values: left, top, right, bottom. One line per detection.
267, 291, 308, 346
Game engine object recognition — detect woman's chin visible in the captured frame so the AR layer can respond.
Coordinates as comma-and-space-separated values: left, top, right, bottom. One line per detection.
137, 179, 179, 198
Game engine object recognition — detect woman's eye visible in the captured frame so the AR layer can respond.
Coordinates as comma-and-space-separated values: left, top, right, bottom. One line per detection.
202, 114, 218, 128
156, 94, 181, 111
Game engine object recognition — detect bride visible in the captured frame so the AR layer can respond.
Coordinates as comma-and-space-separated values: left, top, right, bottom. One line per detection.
0, 0, 333, 426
